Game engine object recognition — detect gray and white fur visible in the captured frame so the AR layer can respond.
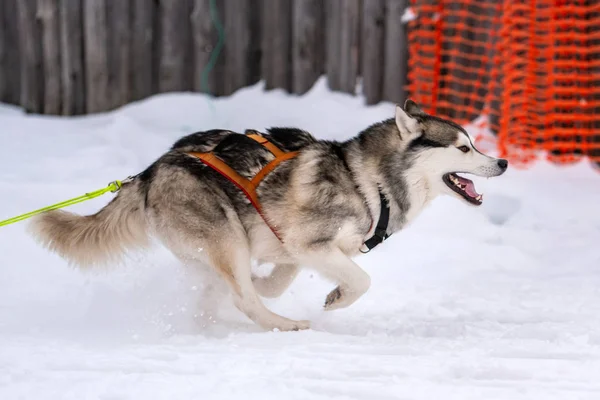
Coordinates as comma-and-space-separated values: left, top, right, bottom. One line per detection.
29, 100, 508, 332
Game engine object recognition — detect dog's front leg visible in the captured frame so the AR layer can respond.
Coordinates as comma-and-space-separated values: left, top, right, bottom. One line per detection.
302, 248, 371, 311
252, 263, 300, 298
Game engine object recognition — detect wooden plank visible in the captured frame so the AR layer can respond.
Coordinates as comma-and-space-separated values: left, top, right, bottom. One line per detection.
472, 0, 501, 122
220, 0, 251, 95
361, 0, 385, 105
83, 0, 109, 113
38, 0, 62, 115
487, 1, 503, 134
0, 0, 6, 101
17, 0, 43, 113
444, 1, 466, 119
2, 0, 20, 105
131, 0, 156, 101
107, 0, 131, 109
586, 0, 600, 163
183, 0, 194, 93
190, 0, 219, 94
338, 0, 360, 94
0, 2, 9, 102
248, 0, 262, 86
292, 0, 323, 95
383, 0, 408, 104
325, 0, 341, 91
261, 0, 291, 91
157, 0, 190, 93
59, 0, 85, 115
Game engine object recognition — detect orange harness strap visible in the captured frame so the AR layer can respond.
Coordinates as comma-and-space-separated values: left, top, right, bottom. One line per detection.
187, 131, 299, 241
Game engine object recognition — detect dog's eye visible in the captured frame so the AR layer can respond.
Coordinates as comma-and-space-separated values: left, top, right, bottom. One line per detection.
458, 145, 470, 153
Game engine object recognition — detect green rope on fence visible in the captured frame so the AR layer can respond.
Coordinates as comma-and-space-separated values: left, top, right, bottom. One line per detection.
200, 0, 226, 106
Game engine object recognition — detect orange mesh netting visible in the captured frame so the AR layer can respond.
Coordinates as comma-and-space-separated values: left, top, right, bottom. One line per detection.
406, 0, 600, 168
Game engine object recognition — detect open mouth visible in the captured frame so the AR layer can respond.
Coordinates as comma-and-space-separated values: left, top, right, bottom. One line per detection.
442, 173, 483, 205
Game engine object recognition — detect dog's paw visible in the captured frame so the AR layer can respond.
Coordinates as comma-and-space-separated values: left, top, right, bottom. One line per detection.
271, 319, 311, 332
324, 286, 343, 310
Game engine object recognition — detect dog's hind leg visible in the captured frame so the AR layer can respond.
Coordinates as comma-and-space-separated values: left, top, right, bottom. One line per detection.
209, 245, 310, 331
252, 263, 300, 298
151, 214, 308, 332
165, 235, 309, 331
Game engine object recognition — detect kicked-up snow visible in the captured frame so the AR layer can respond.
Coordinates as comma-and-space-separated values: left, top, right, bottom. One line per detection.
1, 78, 599, 399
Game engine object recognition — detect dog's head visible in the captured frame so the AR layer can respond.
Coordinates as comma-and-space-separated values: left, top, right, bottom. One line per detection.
395, 99, 508, 206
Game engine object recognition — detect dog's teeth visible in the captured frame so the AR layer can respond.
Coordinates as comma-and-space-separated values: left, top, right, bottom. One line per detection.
476, 195, 482, 201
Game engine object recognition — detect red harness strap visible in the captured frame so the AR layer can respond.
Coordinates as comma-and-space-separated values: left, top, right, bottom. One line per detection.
187, 131, 299, 242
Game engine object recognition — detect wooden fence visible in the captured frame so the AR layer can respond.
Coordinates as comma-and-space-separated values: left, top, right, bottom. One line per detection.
0, 0, 409, 116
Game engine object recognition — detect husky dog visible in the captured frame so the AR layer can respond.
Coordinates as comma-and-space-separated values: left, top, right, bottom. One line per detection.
29, 100, 507, 332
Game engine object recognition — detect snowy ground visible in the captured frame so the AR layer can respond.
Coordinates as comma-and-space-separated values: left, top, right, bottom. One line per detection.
1, 79, 599, 399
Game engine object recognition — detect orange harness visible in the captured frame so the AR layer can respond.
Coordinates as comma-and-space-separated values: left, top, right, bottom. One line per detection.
187, 131, 298, 241
187, 130, 391, 253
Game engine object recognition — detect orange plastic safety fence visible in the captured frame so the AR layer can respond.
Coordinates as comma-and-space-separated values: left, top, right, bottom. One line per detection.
406, 0, 600, 169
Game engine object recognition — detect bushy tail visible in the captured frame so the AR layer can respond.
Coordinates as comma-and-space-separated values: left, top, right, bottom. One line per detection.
28, 180, 149, 268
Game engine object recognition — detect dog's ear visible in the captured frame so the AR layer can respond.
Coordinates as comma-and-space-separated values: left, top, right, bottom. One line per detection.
404, 99, 426, 117
395, 104, 421, 140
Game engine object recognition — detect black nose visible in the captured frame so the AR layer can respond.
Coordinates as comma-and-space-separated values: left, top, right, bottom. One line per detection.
497, 159, 508, 170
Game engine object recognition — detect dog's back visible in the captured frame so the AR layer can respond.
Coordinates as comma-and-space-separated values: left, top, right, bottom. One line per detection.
28, 127, 318, 268
171, 127, 316, 154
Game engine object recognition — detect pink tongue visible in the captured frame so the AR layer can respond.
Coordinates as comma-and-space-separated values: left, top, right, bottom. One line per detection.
456, 176, 480, 197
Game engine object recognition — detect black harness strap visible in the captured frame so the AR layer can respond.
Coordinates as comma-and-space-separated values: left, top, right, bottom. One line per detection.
360, 190, 391, 253
332, 144, 391, 254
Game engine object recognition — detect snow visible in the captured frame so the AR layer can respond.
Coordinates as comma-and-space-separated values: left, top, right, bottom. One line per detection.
1, 77, 600, 399
401, 7, 417, 24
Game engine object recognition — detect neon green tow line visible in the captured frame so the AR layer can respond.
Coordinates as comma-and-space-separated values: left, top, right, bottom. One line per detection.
0, 179, 124, 228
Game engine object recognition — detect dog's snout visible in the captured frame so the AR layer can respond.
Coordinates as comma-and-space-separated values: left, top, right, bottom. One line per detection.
497, 159, 508, 170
